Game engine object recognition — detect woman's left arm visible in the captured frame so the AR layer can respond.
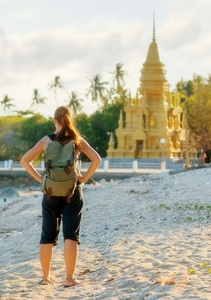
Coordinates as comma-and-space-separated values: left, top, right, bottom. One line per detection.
77, 138, 101, 183
20, 137, 47, 183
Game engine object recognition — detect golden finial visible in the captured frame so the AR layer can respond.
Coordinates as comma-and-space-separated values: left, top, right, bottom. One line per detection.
153, 12, 156, 42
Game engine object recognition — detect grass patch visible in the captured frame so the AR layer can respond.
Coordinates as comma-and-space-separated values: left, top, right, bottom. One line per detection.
147, 202, 211, 222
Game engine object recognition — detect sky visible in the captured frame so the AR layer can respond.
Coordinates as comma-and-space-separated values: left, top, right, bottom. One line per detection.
0, 0, 210, 117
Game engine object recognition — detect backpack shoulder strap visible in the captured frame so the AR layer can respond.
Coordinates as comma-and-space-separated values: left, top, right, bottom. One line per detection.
45, 135, 54, 143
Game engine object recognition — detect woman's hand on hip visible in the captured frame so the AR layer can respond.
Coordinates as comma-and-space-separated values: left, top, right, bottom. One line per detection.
77, 173, 85, 184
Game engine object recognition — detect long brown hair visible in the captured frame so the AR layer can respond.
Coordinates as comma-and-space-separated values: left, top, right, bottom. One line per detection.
54, 106, 82, 151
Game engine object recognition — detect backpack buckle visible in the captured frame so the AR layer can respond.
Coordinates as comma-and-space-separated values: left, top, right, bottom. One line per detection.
66, 160, 71, 175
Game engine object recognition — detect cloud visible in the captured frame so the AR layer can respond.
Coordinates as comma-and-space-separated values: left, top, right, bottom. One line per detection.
0, 20, 148, 90
158, 0, 211, 53
16, 7, 37, 21
3, 21, 147, 74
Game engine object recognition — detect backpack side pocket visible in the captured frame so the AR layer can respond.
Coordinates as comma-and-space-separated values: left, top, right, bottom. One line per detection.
41, 172, 47, 194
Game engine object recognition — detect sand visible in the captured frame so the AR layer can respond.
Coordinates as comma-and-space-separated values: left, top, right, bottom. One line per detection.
1, 168, 211, 299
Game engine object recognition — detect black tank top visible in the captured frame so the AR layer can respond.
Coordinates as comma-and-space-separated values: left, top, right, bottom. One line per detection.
47, 133, 56, 141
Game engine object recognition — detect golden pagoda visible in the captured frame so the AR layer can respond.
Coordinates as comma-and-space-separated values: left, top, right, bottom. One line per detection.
107, 19, 197, 159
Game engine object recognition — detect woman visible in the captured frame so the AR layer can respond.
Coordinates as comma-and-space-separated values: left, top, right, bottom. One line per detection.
20, 106, 101, 287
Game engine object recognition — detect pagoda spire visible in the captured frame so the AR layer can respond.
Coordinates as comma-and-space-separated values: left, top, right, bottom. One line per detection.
108, 132, 115, 150
153, 12, 156, 41
140, 14, 168, 104
142, 13, 160, 65
118, 109, 124, 128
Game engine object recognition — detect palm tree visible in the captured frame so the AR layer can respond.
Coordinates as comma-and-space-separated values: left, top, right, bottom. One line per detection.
49, 76, 66, 106
31, 89, 47, 110
66, 91, 83, 115
110, 63, 128, 93
0, 95, 16, 115
87, 74, 108, 105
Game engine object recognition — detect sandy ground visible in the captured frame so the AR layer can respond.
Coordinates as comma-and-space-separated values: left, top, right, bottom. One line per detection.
1, 168, 211, 299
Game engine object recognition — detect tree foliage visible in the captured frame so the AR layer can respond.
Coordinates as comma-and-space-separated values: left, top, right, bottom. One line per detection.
0, 116, 26, 160
187, 76, 211, 151
102, 99, 125, 132
177, 79, 194, 97
20, 114, 55, 149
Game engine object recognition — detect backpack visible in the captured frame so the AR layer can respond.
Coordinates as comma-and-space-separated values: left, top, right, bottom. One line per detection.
41, 137, 77, 203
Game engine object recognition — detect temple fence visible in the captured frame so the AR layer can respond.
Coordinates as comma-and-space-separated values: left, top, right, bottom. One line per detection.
0, 160, 166, 173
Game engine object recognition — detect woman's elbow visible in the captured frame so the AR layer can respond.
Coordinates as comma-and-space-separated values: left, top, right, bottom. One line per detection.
20, 157, 25, 166
20, 156, 28, 166
96, 156, 102, 166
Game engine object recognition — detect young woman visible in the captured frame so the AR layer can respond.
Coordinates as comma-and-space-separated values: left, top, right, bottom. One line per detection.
20, 106, 101, 287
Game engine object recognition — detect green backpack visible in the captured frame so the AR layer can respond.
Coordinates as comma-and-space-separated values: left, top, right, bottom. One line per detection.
41, 137, 77, 203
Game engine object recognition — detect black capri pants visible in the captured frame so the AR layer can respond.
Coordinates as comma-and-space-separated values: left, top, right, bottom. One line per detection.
40, 181, 83, 246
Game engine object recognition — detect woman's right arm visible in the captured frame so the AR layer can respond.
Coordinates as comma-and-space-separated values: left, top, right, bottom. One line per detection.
20, 137, 47, 183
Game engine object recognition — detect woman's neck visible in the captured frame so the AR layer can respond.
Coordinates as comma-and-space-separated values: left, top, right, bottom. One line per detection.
55, 124, 62, 133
